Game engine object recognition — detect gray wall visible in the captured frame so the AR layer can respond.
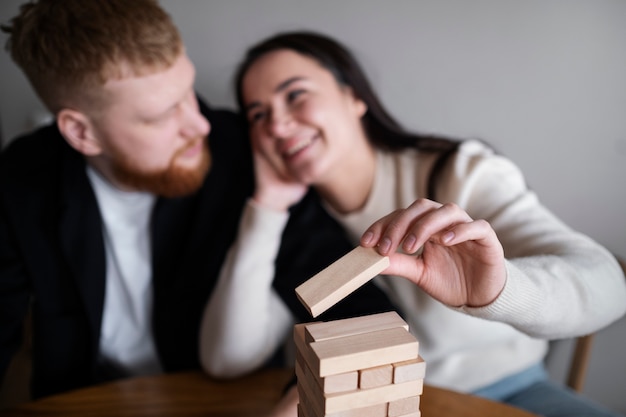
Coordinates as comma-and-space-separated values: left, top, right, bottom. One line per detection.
1, 0, 625, 412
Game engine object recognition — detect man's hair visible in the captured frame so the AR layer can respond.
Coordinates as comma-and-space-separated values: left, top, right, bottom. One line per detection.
2, 0, 183, 114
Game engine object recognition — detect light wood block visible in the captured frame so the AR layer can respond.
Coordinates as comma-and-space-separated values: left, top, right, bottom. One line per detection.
296, 361, 317, 413
295, 246, 389, 317
359, 364, 393, 389
317, 373, 423, 414
393, 356, 426, 384
322, 377, 419, 410
309, 327, 419, 377
295, 323, 320, 372
299, 384, 387, 417
305, 311, 408, 343
301, 385, 388, 417
392, 412, 420, 417
298, 352, 359, 394
297, 385, 319, 417
327, 402, 388, 417
298, 385, 321, 417
388, 395, 421, 417
321, 377, 421, 413
322, 371, 359, 394
296, 361, 411, 416
296, 324, 359, 393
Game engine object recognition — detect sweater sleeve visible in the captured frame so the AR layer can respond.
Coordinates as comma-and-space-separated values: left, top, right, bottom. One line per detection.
445, 141, 626, 338
199, 199, 294, 378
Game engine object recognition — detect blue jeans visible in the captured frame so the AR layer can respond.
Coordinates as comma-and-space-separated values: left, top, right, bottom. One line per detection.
472, 363, 624, 417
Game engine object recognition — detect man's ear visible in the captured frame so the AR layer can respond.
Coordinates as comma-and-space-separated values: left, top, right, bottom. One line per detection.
57, 109, 103, 156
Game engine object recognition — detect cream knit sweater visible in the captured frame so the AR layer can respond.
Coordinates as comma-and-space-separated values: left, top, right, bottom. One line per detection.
200, 140, 626, 392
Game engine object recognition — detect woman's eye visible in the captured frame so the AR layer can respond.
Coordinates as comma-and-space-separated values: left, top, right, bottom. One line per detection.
287, 89, 305, 102
248, 111, 266, 123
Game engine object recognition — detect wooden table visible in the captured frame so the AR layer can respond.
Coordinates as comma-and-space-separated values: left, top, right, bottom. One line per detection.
0, 369, 537, 417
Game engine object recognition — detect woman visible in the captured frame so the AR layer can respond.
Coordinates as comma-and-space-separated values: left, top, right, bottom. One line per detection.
201, 31, 626, 417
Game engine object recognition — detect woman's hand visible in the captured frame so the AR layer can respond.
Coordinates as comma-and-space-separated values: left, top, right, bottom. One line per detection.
251, 141, 307, 212
360, 199, 506, 308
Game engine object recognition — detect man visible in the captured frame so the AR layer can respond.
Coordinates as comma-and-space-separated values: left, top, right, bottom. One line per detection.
0, 0, 254, 399
0, 1, 401, 406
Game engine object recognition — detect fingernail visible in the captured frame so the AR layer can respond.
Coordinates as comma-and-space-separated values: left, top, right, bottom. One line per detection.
361, 231, 373, 245
443, 231, 455, 243
378, 237, 391, 254
403, 234, 417, 251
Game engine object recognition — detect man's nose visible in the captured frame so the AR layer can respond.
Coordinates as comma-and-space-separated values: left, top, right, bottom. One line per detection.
181, 99, 210, 138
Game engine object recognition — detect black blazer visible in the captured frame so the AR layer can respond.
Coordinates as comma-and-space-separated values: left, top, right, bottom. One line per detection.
0, 103, 254, 399
0, 102, 399, 400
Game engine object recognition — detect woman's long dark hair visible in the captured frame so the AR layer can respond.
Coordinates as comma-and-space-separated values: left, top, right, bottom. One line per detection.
234, 31, 460, 199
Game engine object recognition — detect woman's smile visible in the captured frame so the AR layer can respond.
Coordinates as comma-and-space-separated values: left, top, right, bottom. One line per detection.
280, 133, 319, 161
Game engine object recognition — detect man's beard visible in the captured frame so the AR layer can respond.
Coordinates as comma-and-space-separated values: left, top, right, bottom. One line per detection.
111, 137, 211, 198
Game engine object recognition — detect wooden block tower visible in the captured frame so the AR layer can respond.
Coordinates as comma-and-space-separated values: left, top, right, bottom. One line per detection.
294, 246, 425, 417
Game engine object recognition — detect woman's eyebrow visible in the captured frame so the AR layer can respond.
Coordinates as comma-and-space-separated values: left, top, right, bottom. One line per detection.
275, 76, 305, 93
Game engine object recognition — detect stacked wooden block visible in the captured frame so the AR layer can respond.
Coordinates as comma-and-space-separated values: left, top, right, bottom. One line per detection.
294, 246, 425, 417
294, 312, 425, 417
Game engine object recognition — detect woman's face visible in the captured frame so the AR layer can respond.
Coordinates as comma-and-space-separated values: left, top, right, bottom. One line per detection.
241, 49, 367, 185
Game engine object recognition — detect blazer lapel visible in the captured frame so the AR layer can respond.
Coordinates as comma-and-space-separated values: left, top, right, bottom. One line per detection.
150, 195, 196, 291
57, 144, 106, 353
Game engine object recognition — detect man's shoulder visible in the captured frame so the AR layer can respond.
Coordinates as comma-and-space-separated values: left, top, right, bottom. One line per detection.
197, 96, 239, 126
201, 102, 245, 136
0, 123, 71, 189
198, 100, 252, 163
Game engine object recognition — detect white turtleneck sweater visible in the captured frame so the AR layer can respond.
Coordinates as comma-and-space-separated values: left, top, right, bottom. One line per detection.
200, 140, 626, 392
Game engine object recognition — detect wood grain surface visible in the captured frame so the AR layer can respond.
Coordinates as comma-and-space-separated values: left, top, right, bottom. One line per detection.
0, 369, 537, 417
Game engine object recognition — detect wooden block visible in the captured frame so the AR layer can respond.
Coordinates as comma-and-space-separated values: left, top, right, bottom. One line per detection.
320, 379, 422, 414
296, 362, 410, 416
327, 402, 388, 417
297, 384, 319, 417
299, 382, 387, 417
300, 382, 388, 417
304, 311, 408, 343
320, 375, 423, 414
309, 327, 419, 377
298, 350, 358, 395
295, 246, 389, 317
294, 323, 320, 371
393, 356, 426, 384
322, 370, 359, 394
388, 395, 421, 417
391, 412, 420, 417
296, 361, 318, 414
296, 323, 359, 393
296, 362, 328, 417
359, 364, 393, 389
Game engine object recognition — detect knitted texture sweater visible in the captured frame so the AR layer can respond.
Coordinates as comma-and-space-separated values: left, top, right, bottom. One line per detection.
201, 140, 626, 392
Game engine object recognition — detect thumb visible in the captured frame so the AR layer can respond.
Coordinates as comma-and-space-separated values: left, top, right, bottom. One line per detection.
380, 252, 424, 286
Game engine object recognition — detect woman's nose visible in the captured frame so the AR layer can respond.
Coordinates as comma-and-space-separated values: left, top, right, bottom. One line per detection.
267, 110, 295, 139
